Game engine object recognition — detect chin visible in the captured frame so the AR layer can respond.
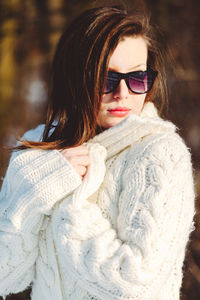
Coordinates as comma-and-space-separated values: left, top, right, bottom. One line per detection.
103, 118, 128, 129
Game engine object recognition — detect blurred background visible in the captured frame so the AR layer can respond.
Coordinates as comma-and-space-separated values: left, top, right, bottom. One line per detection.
0, 0, 199, 299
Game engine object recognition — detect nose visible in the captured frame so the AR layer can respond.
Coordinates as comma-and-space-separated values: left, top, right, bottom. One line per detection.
113, 79, 129, 100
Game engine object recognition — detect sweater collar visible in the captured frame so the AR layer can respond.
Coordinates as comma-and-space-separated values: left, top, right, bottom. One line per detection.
90, 102, 177, 159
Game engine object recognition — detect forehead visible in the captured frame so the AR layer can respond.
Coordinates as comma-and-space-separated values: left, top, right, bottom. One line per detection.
108, 36, 148, 72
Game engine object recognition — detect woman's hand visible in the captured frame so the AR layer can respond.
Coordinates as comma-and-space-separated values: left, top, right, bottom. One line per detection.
60, 146, 91, 179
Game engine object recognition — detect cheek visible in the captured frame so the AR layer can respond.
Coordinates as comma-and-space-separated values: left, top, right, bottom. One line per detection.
101, 93, 112, 104
96, 95, 111, 122
96, 103, 106, 127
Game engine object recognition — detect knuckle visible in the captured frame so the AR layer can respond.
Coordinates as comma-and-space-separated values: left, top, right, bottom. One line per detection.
80, 145, 89, 152
68, 157, 76, 165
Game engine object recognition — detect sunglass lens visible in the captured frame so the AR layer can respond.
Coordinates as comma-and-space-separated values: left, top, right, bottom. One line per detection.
129, 71, 155, 93
104, 72, 119, 93
104, 79, 115, 93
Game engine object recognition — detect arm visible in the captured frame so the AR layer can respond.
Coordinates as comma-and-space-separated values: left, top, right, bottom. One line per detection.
53, 135, 196, 300
0, 148, 82, 297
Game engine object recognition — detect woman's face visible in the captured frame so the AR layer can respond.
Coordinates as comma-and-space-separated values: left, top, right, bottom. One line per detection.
96, 36, 148, 129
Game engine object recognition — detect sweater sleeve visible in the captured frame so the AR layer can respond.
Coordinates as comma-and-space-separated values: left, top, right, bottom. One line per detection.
0, 148, 82, 297
53, 135, 196, 300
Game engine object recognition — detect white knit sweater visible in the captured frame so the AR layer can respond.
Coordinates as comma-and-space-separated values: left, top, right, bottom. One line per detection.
0, 102, 195, 300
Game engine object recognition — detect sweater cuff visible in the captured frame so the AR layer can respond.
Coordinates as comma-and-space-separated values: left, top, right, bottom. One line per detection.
36, 149, 83, 202
5, 149, 82, 230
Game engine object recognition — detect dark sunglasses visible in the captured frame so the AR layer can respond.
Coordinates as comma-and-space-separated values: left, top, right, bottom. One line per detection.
104, 68, 158, 94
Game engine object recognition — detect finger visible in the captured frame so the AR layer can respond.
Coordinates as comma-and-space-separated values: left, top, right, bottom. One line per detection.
61, 145, 89, 156
76, 155, 91, 166
67, 155, 90, 167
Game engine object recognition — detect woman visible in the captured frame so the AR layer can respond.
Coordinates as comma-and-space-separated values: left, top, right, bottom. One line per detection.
0, 6, 195, 300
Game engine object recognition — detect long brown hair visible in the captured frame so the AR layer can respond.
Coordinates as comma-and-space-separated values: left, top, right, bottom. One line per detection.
17, 5, 168, 151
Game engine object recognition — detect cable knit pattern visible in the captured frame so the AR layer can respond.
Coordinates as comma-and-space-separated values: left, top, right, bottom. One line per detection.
0, 102, 196, 300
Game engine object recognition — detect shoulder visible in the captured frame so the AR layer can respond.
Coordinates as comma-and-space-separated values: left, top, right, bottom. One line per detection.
133, 131, 191, 159
10, 124, 46, 163
139, 102, 191, 160
21, 124, 45, 142
127, 131, 193, 175
147, 132, 192, 163
154, 132, 190, 157
122, 131, 194, 199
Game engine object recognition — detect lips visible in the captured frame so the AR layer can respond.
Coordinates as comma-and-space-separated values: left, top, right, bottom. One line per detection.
107, 107, 131, 117
108, 107, 131, 112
